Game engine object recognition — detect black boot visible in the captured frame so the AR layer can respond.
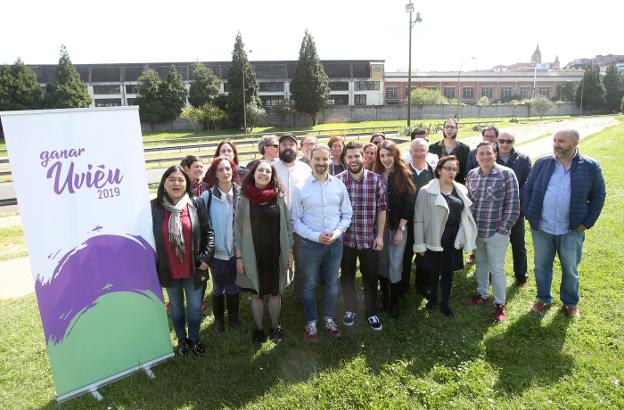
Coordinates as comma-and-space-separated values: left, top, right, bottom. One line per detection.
389, 283, 401, 319
378, 276, 389, 312
212, 294, 225, 333
226, 293, 247, 334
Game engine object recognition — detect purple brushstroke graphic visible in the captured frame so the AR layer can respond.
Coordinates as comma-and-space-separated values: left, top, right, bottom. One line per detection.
35, 234, 162, 345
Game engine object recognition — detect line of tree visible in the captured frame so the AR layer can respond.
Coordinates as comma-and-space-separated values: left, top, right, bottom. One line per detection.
575, 63, 623, 113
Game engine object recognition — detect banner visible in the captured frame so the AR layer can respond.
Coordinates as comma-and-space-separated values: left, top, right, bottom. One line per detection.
1, 107, 173, 402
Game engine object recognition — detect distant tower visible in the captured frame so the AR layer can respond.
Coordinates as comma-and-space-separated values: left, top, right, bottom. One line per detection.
531, 44, 542, 64
553, 55, 560, 70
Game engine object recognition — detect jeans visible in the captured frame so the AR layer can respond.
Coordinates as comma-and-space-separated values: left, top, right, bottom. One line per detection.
531, 228, 584, 307
378, 226, 408, 284
299, 236, 343, 323
210, 256, 239, 295
341, 246, 379, 317
166, 278, 203, 342
474, 232, 510, 305
510, 215, 528, 283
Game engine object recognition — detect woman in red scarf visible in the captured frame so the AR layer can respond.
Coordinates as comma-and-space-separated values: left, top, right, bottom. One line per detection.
235, 160, 293, 346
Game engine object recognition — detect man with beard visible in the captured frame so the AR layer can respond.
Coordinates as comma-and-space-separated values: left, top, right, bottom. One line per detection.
273, 133, 311, 207
429, 119, 470, 184
336, 141, 386, 331
525, 129, 605, 318
465, 126, 499, 173
291, 145, 352, 342
272, 133, 312, 303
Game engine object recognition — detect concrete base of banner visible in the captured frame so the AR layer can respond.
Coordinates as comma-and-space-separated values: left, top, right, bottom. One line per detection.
55, 352, 174, 404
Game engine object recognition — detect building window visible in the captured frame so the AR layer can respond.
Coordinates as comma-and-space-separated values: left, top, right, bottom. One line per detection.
93, 85, 120, 95
95, 98, 121, 107
125, 85, 138, 94
354, 81, 380, 91
326, 95, 349, 106
443, 87, 456, 99
354, 94, 367, 105
385, 87, 398, 100
126, 98, 136, 106
223, 82, 230, 92
501, 87, 513, 98
260, 95, 284, 106
259, 82, 284, 92
539, 87, 550, 97
463, 87, 474, 99
329, 81, 349, 91
520, 87, 532, 98
481, 87, 493, 98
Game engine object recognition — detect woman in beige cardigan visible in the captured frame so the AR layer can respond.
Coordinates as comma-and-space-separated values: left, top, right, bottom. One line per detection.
235, 160, 293, 346
413, 155, 477, 317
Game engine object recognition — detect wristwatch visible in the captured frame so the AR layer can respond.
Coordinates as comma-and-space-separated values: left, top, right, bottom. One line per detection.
399, 225, 406, 232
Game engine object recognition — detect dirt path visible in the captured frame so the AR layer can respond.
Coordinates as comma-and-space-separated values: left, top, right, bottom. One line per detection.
0, 116, 619, 300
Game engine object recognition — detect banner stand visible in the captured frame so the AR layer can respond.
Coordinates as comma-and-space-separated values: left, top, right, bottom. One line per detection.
57, 352, 174, 403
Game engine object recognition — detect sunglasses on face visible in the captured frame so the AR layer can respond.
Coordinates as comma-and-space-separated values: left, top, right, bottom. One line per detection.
498, 139, 514, 144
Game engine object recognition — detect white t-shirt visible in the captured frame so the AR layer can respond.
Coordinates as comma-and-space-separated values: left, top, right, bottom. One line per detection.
272, 159, 311, 208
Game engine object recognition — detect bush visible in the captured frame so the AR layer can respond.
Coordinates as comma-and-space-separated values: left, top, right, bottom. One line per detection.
409, 88, 449, 105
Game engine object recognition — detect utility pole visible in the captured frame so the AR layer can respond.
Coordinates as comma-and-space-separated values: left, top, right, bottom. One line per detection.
405, 1, 422, 128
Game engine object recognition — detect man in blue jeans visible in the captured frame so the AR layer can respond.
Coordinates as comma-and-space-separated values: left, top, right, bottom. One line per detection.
524, 129, 606, 318
291, 145, 352, 342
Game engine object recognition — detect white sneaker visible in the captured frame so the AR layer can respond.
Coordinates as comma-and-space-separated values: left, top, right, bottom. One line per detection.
368, 315, 383, 331
343, 311, 356, 326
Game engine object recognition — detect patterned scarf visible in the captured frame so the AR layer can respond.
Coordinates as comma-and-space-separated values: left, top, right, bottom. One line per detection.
161, 193, 191, 261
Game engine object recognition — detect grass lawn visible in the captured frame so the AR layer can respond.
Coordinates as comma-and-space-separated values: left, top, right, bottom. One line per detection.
0, 225, 26, 260
1, 118, 623, 409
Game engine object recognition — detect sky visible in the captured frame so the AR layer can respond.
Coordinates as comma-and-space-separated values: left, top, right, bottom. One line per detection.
1, 0, 622, 72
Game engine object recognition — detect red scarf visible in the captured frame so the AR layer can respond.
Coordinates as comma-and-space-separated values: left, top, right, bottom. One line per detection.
246, 184, 278, 205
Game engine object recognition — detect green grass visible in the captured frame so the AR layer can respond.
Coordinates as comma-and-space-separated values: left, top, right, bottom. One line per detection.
1, 119, 624, 409
0, 225, 27, 260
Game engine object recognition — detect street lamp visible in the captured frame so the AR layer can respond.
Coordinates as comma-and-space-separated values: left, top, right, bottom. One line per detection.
405, 1, 422, 128
242, 49, 253, 133
456, 56, 474, 119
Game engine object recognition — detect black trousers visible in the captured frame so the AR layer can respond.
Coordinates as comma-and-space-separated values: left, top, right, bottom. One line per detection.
402, 226, 430, 297
341, 246, 380, 317
510, 214, 528, 283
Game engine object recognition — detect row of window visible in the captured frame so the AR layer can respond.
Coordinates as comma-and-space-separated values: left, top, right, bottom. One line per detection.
385, 86, 551, 100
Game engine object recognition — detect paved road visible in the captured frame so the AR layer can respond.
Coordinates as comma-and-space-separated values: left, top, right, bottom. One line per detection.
0, 116, 619, 299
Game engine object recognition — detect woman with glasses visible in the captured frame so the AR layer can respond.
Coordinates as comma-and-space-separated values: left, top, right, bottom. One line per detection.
413, 155, 477, 317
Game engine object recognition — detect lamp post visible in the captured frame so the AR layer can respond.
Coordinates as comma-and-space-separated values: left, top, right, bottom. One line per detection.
242, 49, 253, 133
456, 56, 474, 119
405, 1, 422, 128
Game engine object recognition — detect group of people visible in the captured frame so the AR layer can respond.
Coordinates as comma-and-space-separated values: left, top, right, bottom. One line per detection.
150, 120, 606, 355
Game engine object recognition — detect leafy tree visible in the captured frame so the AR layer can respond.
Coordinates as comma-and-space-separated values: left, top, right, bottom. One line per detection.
135, 69, 164, 126
227, 32, 259, 128
476, 96, 490, 106
181, 103, 227, 130
528, 94, 556, 118
621, 94, 624, 113
188, 63, 221, 108
159, 65, 187, 122
273, 99, 295, 127
290, 30, 330, 125
45, 45, 91, 108
555, 82, 575, 102
602, 64, 624, 113
575, 64, 605, 111
0, 58, 44, 111
409, 88, 449, 105
244, 102, 266, 132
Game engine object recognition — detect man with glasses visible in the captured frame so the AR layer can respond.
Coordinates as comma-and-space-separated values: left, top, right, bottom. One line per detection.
429, 119, 470, 184
299, 135, 318, 166
496, 131, 532, 288
248, 135, 280, 169
466, 141, 520, 321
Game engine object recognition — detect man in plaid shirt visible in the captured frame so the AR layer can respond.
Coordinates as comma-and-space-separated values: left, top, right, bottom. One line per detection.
466, 141, 520, 321
337, 141, 387, 331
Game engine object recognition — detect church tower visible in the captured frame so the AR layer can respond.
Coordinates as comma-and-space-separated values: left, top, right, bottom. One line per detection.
531, 44, 542, 64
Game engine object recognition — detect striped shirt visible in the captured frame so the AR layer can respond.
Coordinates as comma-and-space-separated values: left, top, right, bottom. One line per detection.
466, 163, 520, 238
337, 169, 387, 249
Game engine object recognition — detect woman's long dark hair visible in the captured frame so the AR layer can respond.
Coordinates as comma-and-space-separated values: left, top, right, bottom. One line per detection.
374, 141, 415, 195
241, 160, 284, 197
156, 165, 195, 203
214, 141, 239, 165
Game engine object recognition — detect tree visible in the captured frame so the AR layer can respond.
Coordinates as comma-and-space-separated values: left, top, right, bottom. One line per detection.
45, 45, 91, 108
555, 82, 575, 102
0, 58, 44, 111
603, 64, 624, 113
476, 96, 491, 106
244, 102, 266, 132
621, 94, 624, 114
135, 69, 164, 126
273, 99, 295, 127
159, 65, 187, 122
227, 32, 259, 128
575, 64, 605, 111
528, 95, 556, 118
290, 30, 330, 125
188, 63, 221, 108
181, 103, 227, 130
409, 88, 449, 105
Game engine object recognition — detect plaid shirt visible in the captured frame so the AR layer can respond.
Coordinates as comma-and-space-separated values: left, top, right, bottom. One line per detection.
337, 169, 387, 249
466, 163, 520, 238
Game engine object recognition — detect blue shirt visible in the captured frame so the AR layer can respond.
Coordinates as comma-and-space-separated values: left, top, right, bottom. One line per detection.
539, 159, 571, 235
291, 174, 353, 242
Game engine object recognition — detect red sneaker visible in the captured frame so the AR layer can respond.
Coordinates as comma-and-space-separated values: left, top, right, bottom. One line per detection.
467, 294, 488, 306
494, 304, 507, 321
325, 318, 342, 338
304, 322, 318, 343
